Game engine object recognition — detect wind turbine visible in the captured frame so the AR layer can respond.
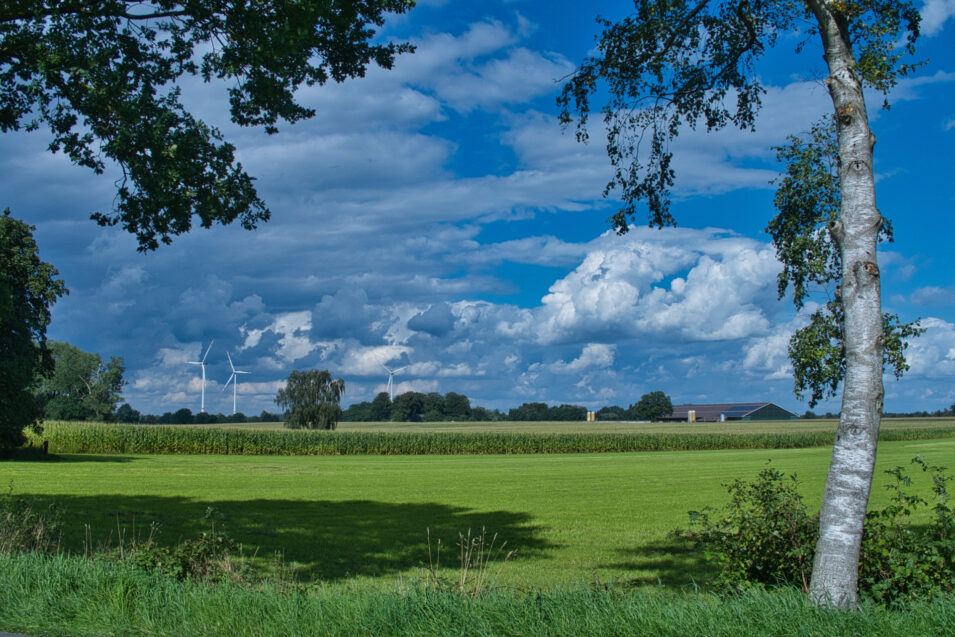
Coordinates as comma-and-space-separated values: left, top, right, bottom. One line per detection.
187, 340, 214, 412
382, 364, 407, 402
222, 352, 251, 415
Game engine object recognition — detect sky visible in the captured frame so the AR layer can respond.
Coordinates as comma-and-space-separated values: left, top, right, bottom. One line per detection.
3, 0, 954, 417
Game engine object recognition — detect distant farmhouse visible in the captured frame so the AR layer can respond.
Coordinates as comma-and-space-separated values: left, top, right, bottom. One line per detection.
662, 402, 798, 423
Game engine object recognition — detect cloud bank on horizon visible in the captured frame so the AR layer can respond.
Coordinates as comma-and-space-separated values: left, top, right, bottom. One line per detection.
3, 1, 953, 416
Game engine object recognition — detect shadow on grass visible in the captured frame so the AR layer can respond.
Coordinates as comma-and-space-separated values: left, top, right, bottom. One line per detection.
1, 450, 139, 463
13, 493, 556, 581
597, 538, 717, 588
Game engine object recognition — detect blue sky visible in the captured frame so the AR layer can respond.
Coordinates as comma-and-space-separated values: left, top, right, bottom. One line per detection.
4, 0, 954, 416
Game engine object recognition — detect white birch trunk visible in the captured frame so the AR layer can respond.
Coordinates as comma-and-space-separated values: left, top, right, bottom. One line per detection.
805, 0, 885, 608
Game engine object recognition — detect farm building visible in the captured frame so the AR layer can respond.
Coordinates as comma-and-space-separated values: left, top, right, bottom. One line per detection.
663, 402, 797, 422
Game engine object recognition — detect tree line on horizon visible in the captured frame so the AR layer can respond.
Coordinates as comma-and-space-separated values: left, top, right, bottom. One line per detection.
341, 389, 676, 423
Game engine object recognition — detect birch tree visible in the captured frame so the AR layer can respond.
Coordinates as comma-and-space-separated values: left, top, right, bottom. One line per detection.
559, 0, 923, 607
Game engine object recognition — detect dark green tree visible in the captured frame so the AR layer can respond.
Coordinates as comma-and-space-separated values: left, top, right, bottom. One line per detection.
549, 404, 588, 421
194, 411, 217, 425
369, 391, 393, 421
172, 407, 194, 424
115, 403, 141, 423
629, 391, 673, 422
341, 400, 373, 422
36, 341, 126, 421
560, 0, 923, 607
508, 402, 550, 421
444, 391, 471, 421
275, 369, 345, 430
595, 405, 627, 421
391, 391, 424, 422
421, 392, 446, 422
0, 1, 414, 250
0, 210, 67, 449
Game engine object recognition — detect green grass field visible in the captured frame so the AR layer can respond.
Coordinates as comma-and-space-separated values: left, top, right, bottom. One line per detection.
4, 554, 955, 637
5, 437, 955, 589
5, 554, 955, 637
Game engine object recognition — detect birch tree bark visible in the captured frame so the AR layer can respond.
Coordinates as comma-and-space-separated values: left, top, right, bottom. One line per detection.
805, 0, 886, 607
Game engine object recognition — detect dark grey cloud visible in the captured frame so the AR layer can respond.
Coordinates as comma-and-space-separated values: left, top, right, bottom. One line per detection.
407, 302, 457, 336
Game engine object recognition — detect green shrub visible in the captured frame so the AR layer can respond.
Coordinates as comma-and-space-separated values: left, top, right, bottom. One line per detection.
672, 466, 817, 591
121, 507, 246, 583
674, 457, 955, 605
859, 456, 955, 605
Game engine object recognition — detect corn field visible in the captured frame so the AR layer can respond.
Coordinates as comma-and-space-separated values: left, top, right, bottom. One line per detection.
34, 423, 955, 456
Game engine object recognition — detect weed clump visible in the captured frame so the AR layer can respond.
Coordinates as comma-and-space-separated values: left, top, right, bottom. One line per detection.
0, 485, 62, 554
111, 507, 250, 583
425, 526, 516, 596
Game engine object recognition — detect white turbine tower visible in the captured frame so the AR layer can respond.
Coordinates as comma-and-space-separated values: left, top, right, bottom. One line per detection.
382, 364, 407, 402
222, 352, 251, 415
187, 340, 214, 412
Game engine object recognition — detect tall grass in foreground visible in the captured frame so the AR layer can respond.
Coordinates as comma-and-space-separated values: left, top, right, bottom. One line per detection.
1, 553, 954, 637
35, 422, 955, 456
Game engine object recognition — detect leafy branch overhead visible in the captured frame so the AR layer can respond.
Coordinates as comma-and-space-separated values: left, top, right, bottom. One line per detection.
0, 1, 415, 250
768, 119, 923, 407
558, 0, 920, 234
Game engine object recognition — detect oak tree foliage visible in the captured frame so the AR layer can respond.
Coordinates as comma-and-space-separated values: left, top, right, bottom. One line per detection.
36, 340, 126, 421
0, 1, 415, 250
0, 209, 66, 450
629, 390, 673, 421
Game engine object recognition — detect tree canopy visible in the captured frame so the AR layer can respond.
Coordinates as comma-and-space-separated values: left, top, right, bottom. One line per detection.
559, 0, 920, 235
0, 209, 66, 450
629, 391, 673, 422
0, 1, 414, 249
36, 340, 126, 421
275, 369, 345, 430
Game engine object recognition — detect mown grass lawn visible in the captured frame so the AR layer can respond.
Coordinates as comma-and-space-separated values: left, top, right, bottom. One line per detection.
3, 438, 954, 589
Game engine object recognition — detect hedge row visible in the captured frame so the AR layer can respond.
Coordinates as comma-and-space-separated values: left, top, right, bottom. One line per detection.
38, 423, 955, 456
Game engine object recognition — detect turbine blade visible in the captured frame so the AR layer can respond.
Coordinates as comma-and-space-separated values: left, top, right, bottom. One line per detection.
223, 373, 235, 390
201, 339, 214, 363
227, 351, 236, 373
